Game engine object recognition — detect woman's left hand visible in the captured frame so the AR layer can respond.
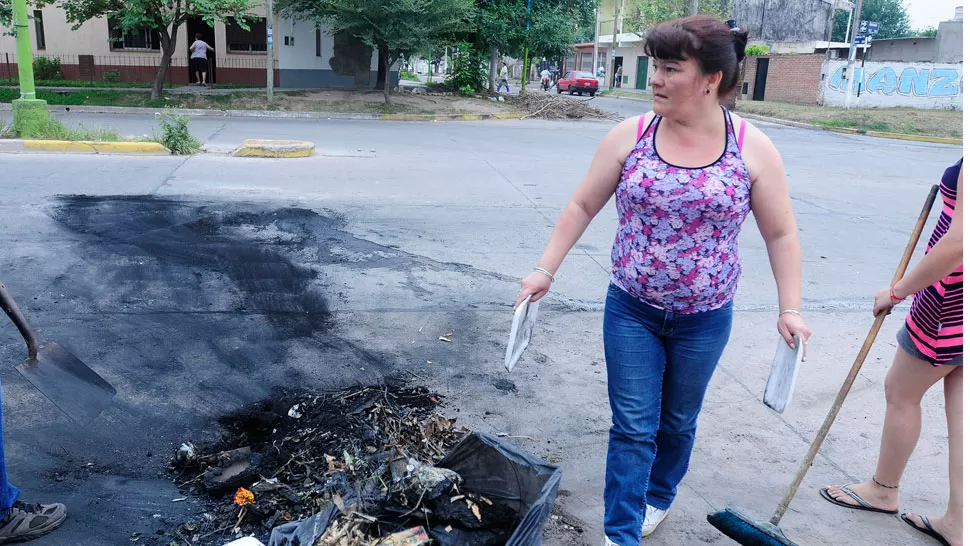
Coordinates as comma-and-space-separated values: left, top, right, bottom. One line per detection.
873, 287, 895, 317
778, 313, 812, 361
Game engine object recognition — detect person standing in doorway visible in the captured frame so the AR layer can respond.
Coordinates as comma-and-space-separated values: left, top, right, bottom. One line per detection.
190, 34, 214, 87
497, 62, 510, 93
614, 64, 622, 88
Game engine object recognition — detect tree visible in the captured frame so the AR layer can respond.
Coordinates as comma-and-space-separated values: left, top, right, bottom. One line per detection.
469, 0, 587, 90
277, 0, 473, 103
54, 0, 256, 99
626, 0, 731, 34
913, 25, 937, 38
832, 0, 910, 40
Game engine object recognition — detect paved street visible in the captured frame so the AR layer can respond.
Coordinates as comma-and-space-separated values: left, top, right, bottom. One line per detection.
0, 108, 959, 546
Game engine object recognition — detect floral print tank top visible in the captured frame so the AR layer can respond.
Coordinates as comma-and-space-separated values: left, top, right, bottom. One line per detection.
610, 106, 752, 314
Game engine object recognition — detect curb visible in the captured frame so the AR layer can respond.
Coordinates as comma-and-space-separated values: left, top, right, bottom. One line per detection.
0, 138, 169, 154
0, 103, 527, 122
736, 113, 962, 145
232, 139, 314, 158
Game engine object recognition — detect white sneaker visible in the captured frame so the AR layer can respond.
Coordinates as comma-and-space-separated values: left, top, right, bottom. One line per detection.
641, 505, 669, 537
604, 536, 620, 546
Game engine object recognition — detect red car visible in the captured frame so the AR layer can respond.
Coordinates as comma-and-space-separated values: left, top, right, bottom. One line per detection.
557, 71, 599, 96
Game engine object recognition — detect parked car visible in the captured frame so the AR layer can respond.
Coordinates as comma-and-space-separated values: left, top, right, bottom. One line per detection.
557, 71, 598, 96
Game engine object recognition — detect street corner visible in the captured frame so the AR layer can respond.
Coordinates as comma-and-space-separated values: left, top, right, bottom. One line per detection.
231, 138, 316, 158
1, 139, 171, 155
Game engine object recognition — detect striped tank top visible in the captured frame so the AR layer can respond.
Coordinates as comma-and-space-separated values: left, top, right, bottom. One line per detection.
610, 106, 752, 314
905, 158, 963, 366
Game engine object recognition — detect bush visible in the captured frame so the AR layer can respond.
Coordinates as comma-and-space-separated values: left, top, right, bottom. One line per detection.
400, 69, 419, 82
445, 42, 488, 93
154, 110, 201, 155
458, 84, 475, 97
33, 57, 64, 80
745, 44, 770, 57
102, 70, 121, 83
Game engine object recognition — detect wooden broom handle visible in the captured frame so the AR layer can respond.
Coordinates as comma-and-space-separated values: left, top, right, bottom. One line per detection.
770, 184, 940, 526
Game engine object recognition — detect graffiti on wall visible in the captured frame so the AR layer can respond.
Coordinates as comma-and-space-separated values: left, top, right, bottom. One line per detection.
821, 61, 963, 109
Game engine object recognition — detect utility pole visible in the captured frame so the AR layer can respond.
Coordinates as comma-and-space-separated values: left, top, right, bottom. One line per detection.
690, 0, 700, 15
844, 0, 864, 108
608, 0, 623, 90
592, 8, 600, 84
265, 0, 274, 101
11, 0, 48, 135
521, 0, 532, 94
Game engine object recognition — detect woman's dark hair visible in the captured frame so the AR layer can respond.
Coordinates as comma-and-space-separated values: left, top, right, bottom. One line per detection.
645, 15, 749, 97
195, 33, 202, 40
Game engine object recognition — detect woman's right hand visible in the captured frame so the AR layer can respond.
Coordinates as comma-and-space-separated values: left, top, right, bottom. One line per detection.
515, 271, 552, 308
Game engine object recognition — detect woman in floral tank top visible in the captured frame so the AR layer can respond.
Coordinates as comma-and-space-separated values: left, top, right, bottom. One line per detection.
516, 16, 811, 546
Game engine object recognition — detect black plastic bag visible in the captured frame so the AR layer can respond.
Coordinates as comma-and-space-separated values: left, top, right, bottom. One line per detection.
267, 432, 561, 546
435, 433, 561, 546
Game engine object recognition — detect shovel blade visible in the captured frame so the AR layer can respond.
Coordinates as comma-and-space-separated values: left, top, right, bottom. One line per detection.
16, 342, 116, 427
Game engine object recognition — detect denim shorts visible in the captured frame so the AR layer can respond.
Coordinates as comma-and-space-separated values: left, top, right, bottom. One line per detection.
897, 326, 963, 366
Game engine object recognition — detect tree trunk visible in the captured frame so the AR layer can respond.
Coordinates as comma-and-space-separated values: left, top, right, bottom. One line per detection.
383, 49, 391, 104
152, 29, 176, 100
488, 47, 498, 91
376, 45, 388, 91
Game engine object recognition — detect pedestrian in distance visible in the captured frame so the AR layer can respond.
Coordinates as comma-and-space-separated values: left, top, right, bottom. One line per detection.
190, 33, 215, 87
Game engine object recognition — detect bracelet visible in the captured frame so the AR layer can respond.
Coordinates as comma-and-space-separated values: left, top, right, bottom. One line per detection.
890, 284, 905, 304
534, 267, 555, 282
779, 309, 801, 317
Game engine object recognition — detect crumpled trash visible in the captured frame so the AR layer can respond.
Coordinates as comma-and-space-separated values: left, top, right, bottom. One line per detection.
377, 526, 431, 545
175, 442, 197, 465
287, 404, 302, 419
390, 454, 461, 500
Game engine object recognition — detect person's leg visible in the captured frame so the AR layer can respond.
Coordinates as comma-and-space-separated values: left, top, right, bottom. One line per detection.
602, 285, 667, 545
0, 381, 19, 517
902, 364, 963, 545
200, 69, 207, 85
644, 303, 733, 510
823, 345, 952, 511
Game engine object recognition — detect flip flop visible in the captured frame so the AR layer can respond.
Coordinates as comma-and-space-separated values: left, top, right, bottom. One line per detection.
901, 513, 952, 546
818, 485, 899, 514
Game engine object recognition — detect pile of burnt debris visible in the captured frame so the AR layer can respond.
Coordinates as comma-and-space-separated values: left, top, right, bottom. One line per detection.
165, 384, 537, 546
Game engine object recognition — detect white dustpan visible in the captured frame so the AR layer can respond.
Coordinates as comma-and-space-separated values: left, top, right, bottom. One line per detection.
505, 297, 539, 372
763, 335, 804, 413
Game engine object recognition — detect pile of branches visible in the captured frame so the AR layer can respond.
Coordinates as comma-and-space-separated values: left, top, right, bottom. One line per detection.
165, 384, 479, 546
511, 94, 621, 121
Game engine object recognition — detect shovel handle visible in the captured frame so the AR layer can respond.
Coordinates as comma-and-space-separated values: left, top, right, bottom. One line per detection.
0, 281, 39, 361
770, 184, 940, 526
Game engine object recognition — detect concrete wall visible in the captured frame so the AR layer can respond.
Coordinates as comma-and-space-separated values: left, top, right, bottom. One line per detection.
739, 54, 824, 105
278, 19, 398, 89
820, 60, 963, 109
868, 38, 936, 62
936, 20, 963, 63
733, 0, 837, 42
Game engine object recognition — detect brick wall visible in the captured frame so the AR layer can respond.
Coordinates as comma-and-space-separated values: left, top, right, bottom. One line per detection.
740, 54, 825, 105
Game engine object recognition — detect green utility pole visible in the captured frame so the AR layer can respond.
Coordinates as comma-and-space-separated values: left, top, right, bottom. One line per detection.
11, 0, 49, 136
520, 0, 532, 94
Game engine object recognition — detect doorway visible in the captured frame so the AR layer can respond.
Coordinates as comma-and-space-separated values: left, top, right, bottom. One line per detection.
612, 56, 623, 87
635, 56, 649, 89
752, 58, 769, 101
186, 17, 216, 84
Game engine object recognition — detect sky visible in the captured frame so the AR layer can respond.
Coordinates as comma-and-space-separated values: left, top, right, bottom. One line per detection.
906, 0, 962, 29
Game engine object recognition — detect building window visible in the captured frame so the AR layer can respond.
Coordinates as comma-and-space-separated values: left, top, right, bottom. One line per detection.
108, 18, 160, 50
226, 17, 267, 52
33, 10, 45, 50
581, 52, 592, 72
315, 27, 321, 57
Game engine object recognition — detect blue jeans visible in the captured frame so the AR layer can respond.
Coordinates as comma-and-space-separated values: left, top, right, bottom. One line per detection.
0, 380, 20, 518
497, 78, 510, 92
603, 284, 732, 545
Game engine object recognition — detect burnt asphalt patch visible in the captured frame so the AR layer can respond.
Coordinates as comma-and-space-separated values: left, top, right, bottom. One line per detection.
0, 195, 507, 545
